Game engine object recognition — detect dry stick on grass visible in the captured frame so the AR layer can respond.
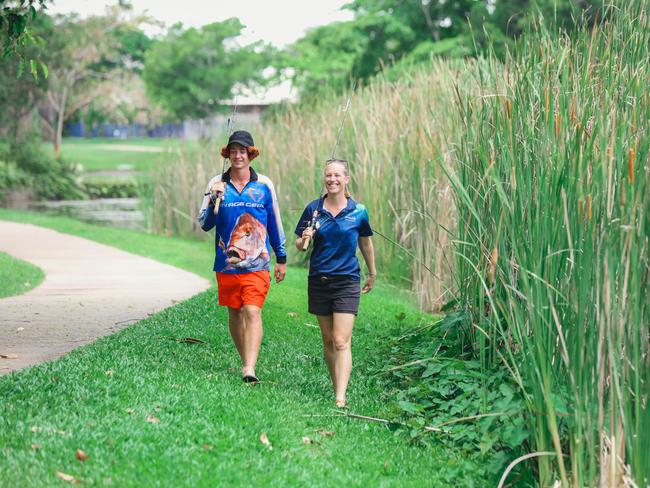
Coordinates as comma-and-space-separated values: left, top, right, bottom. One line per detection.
332, 410, 447, 434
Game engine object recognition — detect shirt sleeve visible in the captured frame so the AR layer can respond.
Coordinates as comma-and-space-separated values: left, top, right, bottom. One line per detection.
294, 205, 312, 237
264, 179, 287, 264
198, 176, 222, 231
359, 206, 373, 237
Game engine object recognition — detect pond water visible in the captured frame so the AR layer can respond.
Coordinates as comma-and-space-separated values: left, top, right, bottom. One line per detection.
28, 198, 146, 231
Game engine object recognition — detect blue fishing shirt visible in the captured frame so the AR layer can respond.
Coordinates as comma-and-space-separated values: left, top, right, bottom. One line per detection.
294, 196, 373, 281
198, 167, 287, 274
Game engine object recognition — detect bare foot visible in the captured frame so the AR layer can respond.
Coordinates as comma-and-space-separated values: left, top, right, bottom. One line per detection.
335, 399, 347, 408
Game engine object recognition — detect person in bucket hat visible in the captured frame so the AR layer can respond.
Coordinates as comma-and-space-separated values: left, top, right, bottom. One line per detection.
198, 130, 287, 384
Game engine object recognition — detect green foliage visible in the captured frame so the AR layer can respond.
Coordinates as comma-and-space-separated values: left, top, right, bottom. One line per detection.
109, 24, 152, 72
0, 12, 50, 138
282, 21, 365, 96
82, 177, 139, 199
143, 19, 273, 120
0, 250, 44, 298
376, 313, 533, 483
0, 135, 86, 200
0, 0, 47, 77
285, 0, 605, 98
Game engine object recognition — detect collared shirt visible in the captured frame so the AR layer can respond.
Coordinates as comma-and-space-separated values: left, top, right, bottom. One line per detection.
295, 196, 373, 281
198, 167, 287, 274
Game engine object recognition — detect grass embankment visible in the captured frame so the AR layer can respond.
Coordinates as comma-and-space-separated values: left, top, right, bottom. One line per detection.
0, 251, 44, 298
0, 210, 491, 486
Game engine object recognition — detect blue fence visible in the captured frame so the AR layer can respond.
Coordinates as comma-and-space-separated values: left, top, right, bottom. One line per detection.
65, 121, 185, 139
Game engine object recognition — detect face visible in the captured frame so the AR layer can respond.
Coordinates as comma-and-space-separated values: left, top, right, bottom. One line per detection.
324, 162, 349, 195
229, 144, 250, 169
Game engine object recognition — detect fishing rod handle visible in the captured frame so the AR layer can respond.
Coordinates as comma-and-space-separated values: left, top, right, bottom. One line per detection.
301, 232, 311, 251
212, 193, 224, 215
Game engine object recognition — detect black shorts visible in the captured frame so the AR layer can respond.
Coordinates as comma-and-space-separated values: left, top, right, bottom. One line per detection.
308, 275, 361, 316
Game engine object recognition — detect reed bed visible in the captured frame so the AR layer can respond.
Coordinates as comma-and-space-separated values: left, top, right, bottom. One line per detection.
149, 59, 478, 311
449, 3, 649, 485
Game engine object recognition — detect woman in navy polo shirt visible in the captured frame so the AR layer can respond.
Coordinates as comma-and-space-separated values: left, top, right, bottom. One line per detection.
295, 159, 376, 408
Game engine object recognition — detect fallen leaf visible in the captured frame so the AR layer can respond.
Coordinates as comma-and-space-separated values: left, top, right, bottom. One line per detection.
316, 429, 335, 437
301, 436, 313, 444
125, 408, 135, 414
16, 327, 25, 332
259, 432, 272, 450
287, 312, 298, 318
55, 471, 79, 483
146, 415, 160, 424
31, 444, 41, 450
0, 353, 18, 359
76, 449, 88, 462
105, 370, 114, 377
202, 444, 213, 450
31, 426, 40, 433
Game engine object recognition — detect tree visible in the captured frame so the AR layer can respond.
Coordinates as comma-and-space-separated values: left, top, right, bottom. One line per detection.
143, 18, 273, 121
283, 21, 367, 95
37, 14, 117, 155
0, 11, 50, 138
1, 0, 48, 77
284, 0, 605, 98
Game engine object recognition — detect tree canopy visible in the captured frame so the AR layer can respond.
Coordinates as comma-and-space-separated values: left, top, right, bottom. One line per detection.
283, 0, 605, 96
143, 18, 273, 120
1, 0, 48, 77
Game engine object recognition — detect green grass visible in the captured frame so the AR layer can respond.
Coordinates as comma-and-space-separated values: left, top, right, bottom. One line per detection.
0, 251, 44, 298
0, 210, 490, 486
42, 138, 197, 173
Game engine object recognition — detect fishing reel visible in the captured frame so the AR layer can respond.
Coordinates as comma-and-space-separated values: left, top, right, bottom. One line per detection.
205, 191, 221, 207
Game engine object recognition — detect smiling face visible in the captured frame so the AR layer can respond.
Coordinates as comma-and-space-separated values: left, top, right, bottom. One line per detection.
228, 144, 250, 170
323, 161, 350, 196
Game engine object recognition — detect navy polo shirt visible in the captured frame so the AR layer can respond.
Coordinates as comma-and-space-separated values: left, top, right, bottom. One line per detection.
295, 197, 373, 281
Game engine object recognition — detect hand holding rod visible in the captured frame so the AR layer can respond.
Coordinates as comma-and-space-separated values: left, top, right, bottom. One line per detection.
301, 209, 318, 250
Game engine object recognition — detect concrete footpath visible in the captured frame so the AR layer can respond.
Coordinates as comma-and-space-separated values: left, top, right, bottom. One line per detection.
0, 221, 211, 375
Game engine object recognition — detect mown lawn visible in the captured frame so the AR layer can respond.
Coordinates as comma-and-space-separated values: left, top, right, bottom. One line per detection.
0, 210, 490, 486
0, 251, 44, 298
42, 138, 197, 173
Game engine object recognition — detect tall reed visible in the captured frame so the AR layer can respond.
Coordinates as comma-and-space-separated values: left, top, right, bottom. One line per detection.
150, 59, 478, 310
449, 3, 649, 485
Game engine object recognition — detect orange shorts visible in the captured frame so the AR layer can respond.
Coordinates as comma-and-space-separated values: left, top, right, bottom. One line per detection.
216, 271, 271, 309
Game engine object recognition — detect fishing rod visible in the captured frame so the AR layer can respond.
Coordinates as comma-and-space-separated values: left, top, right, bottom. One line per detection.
302, 82, 356, 251
208, 100, 238, 215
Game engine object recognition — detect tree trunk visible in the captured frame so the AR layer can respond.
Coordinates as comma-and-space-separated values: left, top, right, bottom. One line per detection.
54, 86, 69, 157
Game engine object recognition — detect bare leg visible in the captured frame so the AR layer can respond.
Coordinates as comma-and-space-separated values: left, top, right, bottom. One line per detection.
227, 307, 245, 359
227, 305, 263, 378
331, 313, 355, 406
240, 305, 263, 377
317, 313, 355, 405
316, 315, 336, 391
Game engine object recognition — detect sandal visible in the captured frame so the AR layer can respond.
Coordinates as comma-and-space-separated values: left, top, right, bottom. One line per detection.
242, 374, 259, 384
